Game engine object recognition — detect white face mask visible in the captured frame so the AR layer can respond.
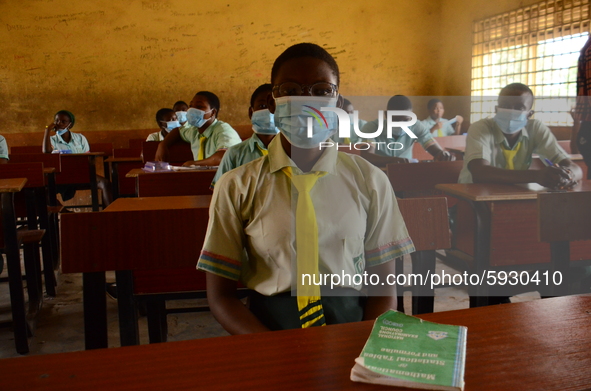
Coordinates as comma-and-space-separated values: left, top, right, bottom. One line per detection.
273, 96, 338, 149
186, 108, 213, 128
176, 111, 188, 124
56, 128, 69, 136
166, 120, 181, 132
251, 109, 279, 135
493, 108, 529, 134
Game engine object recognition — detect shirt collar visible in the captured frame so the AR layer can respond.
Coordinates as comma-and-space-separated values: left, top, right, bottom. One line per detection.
55, 132, 71, 144
268, 135, 338, 175
248, 133, 266, 153
198, 119, 218, 138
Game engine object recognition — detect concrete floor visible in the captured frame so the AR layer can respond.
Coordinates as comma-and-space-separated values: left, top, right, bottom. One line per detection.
0, 254, 540, 358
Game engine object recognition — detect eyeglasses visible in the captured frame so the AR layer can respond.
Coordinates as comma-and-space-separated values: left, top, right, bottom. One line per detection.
272, 82, 338, 97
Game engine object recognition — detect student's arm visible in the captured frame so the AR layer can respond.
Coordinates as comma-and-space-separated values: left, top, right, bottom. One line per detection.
42, 123, 56, 154
154, 128, 182, 161
425, 143, 455, 161
182, 150, 226, 167
453, 116, 464, 135
468, 158, 577, 189
363, 260, 398, 320
206, 273, 270, 335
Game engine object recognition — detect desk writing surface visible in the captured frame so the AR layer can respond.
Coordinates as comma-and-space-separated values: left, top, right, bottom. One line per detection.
0, 178, 27, 193
434, 182, 591, 202
105, 157, 142, 163
104, 195, 212, 212
0, 296, 589, 391
126, 167, 217, 178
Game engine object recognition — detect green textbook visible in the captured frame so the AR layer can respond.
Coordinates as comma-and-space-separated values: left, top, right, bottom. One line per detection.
350, 310, 467, 390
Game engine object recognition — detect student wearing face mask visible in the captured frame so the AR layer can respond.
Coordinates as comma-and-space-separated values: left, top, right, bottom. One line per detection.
360, 95, 454, 165
459, 83, 582, 189
42, 110, 112, 206
154, 91, 241, 166
211, 84, 277, 188
147, 108, 180, 142
197, 43, 414, 334
330, 98, 367, 145
173, 100, 189, 125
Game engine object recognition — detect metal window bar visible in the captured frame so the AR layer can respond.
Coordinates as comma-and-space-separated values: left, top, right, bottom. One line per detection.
471, 0, 591, 125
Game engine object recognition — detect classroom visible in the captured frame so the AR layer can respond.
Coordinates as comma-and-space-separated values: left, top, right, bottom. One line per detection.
0, 0, 590, 390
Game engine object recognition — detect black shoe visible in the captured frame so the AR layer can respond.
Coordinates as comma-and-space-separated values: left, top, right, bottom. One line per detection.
106, 283, 118, 300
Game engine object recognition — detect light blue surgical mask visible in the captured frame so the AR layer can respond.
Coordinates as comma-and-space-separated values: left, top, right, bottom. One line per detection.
56, 128, 69, 136
251, 109, 279, 135
176, 111, 187, 124
186, 108, 213, 128
166, 120, 180, 131
273, 96, 338, 149
493, 108, 528, 134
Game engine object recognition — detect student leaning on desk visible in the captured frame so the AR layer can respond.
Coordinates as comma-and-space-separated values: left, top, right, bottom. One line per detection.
459, 83, 583, 189
197, 43, 414, 334
154, 91, 241, 167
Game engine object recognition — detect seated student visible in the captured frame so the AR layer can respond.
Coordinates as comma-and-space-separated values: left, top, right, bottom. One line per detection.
155, 91, 241, 166
173, 100, 189, 125
459, 82, 582, 188
360, 95, 454, 165
42, 110, 112, 206
211, 83, 277, 188
421, 98, 463, 137
330, 97, 367, 144
146, 108, 180, 142
197, 43, 414, 334
0, 135, 9, 163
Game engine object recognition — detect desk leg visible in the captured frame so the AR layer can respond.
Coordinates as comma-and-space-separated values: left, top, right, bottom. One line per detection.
2, 193, 29, 354
111, 162, 120, 200
411, 251, 435, 315
83, 271, 108, 350
550, 241, 570, 296
470, 201, 491, 308
35, 188, 57, 297
88, 155, 99, 211
115, 270, 139, 346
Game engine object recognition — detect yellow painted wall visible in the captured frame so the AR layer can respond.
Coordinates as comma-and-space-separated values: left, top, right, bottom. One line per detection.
1, 0, 444, 135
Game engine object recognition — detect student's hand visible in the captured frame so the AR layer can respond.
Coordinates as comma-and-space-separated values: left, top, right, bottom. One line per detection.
45, 123, 57, 133
182, 160, 198, 167
537, 166, 577, 189
431, 121, 443, 132
434, 150, 455, 162
391, 157, 409, 164
456, 115, 464, 123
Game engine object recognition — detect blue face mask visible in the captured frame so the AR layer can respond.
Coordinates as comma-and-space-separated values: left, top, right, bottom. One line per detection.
186, 108, 213, 128
56, 128, 69, 136
251, 109, 279, 135
493, 108, 528, 134
273, 96, 338, 149
176, 111, 187, 124
166, 120, 180, 131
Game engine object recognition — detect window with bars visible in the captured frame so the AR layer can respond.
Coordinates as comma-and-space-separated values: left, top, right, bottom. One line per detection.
471, 0, 590, 125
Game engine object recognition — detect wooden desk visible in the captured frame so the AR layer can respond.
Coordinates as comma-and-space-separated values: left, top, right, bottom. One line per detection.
437, 181, 591, 306
60, 195, 211, 349
105, 156, 143, 199
125, 168, 217, 197
59, 153, 104, 211
1, 295, 589, 390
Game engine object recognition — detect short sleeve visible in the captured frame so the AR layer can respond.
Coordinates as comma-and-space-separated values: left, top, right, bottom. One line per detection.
146, 132, 159, 142
463, 120, 492, 165
80, 134, 90, 153
197, 173, 245, 281
362, 165, 415, 267
531, 121, 570, 163
415, 122, 436, 150
178, 123, 194, 143
211, 123, 242, 151
0, 136, 9, 159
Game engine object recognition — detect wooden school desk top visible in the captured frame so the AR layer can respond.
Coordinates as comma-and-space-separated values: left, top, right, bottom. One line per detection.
0, 177, 27, 193
104, 195, 212, 212
126, 167, 218, 178
436, 180, 591, 202
1, 295, 589, 391
104, 156, 142, 163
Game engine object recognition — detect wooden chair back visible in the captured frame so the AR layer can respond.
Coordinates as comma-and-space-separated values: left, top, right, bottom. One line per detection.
8, 153, 61, 173
10, 146, 41, 154
141, 141, 194, 164
137, 171, 215, 197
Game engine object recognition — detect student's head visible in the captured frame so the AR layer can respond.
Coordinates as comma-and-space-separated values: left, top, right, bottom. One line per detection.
427, 99, 444, 120
155, 108, 177, 131
54, 110, 75, 130
249, 83, 273, 119
186, 91, 219, 128
173, 101, 189, 113
342, 98, 354, 114
497, 83, 534, 115
387, 95, 413, 122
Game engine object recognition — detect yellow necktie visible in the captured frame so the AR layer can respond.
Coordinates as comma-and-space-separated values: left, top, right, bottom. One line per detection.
256, 143, 268, 156
197, 136, 207, 161
501, 141, 522, 170
282, 166, 327, 328
437, 128, 443, 137
343, 137, 351, 144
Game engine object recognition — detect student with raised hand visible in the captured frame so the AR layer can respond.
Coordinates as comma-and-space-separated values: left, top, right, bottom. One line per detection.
154, 91, 241, 166
421, 99, 463, 137
173, 100, 189, 125
147, 108, 180, 142
42, 110, 112, 206
459, 82, 582, 189
197, 43, 414, 334
361, 95, 454, 165
211, 83, 277, 188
